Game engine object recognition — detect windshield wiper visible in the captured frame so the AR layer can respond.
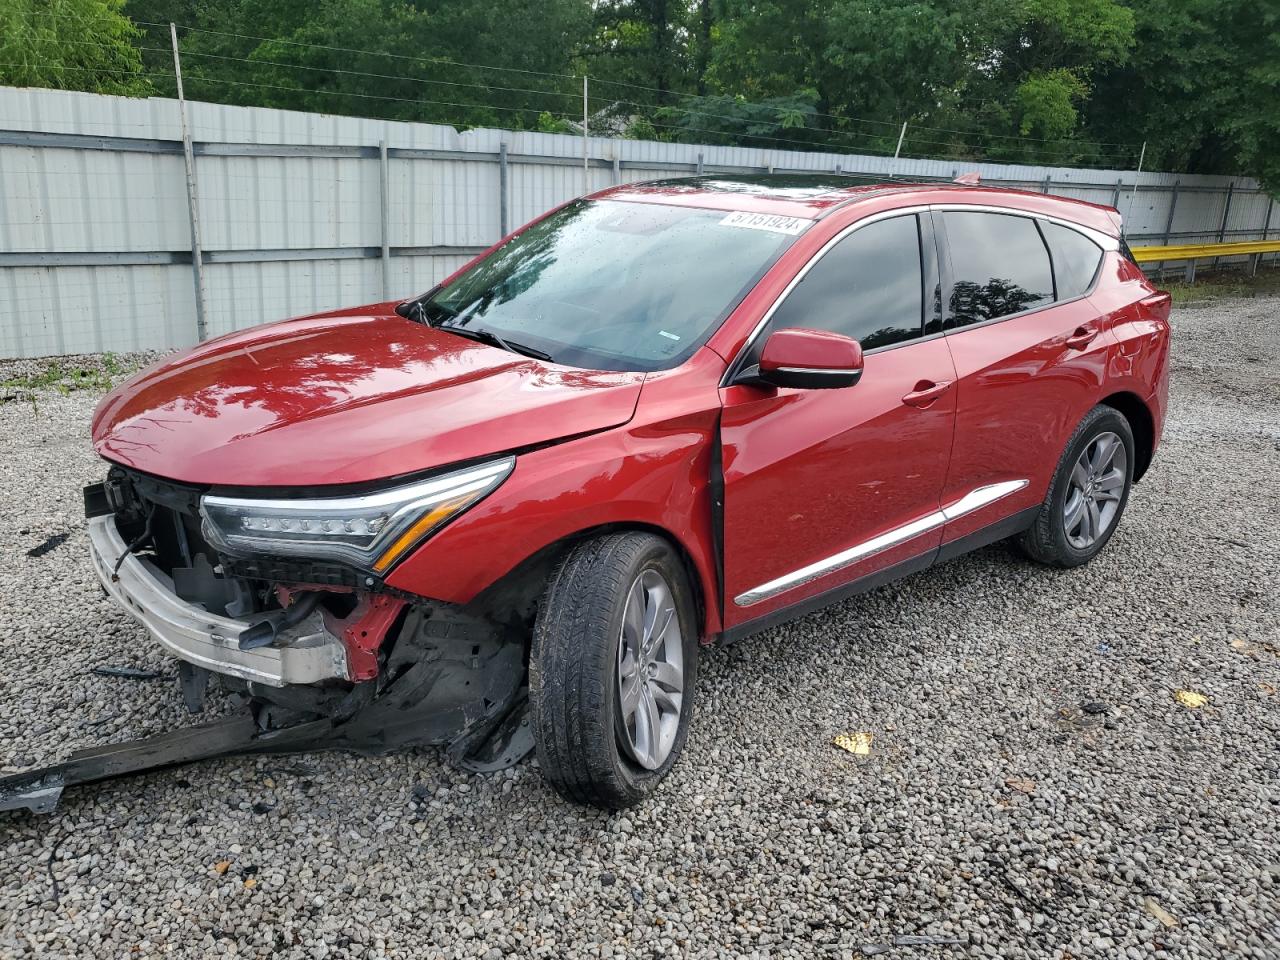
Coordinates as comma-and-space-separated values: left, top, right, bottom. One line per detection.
437, 323, 553, 362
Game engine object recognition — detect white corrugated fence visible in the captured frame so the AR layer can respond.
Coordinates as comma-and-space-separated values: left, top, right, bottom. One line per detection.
0, 86, 1274, 358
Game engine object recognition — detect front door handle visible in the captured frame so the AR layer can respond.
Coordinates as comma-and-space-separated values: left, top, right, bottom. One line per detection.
901, 380, 952, 408
1065, 326, 1099, 350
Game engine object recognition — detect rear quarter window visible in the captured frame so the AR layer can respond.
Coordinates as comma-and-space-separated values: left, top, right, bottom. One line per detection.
1042, 222, 1104, 299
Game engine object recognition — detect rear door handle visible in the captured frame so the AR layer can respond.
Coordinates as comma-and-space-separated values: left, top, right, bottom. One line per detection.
1065, 326, 1098, 350
901, 380, 952, 408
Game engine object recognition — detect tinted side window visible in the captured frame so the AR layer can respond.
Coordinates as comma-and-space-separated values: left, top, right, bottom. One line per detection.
1043, 222, 1103, 298
944, 212, 1053, 328
764, 215, 924, 351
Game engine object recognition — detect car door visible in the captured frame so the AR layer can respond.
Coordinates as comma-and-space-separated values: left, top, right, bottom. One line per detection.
934, 207, 1117, 551
718, 210, 958, 629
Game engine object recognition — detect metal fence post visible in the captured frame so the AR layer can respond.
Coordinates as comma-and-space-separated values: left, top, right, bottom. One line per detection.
379, 139, 391, 299
1159, 180, 1180, 277
499, 142, 509, 237
1253, 194, 1272, 275
170, 23, 208, 342
1261, 198, 1274, 272
1213, 180, 1234, 272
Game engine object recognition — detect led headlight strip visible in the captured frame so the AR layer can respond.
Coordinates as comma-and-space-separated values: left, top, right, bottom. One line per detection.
200, 457, 515, 574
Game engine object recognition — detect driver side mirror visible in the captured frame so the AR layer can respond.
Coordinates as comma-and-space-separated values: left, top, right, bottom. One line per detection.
741, 327, 864, 390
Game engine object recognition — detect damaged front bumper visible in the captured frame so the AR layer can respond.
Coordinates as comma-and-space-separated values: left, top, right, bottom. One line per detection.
2, 521, 534, 816
87, 514, 350, 688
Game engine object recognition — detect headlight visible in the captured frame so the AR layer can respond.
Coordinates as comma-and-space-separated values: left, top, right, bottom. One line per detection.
200, 457, 514, 574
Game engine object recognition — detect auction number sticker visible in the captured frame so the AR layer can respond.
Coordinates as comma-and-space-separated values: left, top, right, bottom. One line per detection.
719, 211, 809, 235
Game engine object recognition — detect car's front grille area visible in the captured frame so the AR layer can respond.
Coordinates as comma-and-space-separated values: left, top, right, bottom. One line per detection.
98, 467, 207, 576
95, 465, 259, 615
219, 555, 367, 589
96, 464, 404, 598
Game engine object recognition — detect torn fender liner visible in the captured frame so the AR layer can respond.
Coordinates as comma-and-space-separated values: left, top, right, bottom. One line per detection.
0, 606, 532, 815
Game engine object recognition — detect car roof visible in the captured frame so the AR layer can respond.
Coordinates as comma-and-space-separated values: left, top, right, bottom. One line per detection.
597, 174, 1122, 238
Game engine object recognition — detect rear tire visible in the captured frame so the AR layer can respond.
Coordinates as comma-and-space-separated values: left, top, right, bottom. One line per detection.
1019, 405, 1135, 568
530, 533, 697, 809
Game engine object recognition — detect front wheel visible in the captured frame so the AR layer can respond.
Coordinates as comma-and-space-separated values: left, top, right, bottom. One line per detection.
1019, 404, 1135, 568
530, 533, 698, 809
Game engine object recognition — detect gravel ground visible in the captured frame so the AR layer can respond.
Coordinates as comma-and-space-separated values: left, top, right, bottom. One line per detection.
0, 302, 1277, 959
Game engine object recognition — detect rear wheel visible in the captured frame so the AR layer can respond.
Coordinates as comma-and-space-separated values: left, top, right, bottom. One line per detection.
1020, 405, 1135, 568
530, 533, 697, 809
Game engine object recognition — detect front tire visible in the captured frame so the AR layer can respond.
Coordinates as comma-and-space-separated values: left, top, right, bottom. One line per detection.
1019, 404, 1135, 568
530, 533, 698, 809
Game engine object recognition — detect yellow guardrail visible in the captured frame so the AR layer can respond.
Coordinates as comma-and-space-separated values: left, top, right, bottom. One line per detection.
1130, 239, 1280, 263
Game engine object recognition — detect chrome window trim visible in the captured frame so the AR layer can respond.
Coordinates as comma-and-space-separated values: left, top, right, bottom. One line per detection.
863, 328, 946, 356
937, 290, 1093, 335
733, 479, 1028, 607
722, 202, 1117, 385
931, 204, 1119, 252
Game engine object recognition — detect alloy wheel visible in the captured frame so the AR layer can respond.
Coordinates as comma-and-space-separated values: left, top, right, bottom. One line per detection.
616, 568, 684, 770
1063, 430, 1128, 549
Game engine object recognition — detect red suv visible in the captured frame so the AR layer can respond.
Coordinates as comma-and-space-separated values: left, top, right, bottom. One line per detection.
83, 176, 1171, 810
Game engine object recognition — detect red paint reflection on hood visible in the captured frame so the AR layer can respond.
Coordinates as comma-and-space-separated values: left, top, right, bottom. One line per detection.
92, 308, 645, 487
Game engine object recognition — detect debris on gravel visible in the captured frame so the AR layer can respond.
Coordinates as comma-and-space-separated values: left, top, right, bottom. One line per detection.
1, 301, 1278, 959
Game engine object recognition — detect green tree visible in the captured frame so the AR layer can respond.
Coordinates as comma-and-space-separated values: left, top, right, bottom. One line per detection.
0, 0, 149, 95
705, 0, 1137, 163
1086, 0, 1280, 187
656, 90, 824, 148
588, 0, 693, 103
963, 0, 1135, 157
703, 0, 906, 153
128, 0, 591, 130
6, 0, 1277, 187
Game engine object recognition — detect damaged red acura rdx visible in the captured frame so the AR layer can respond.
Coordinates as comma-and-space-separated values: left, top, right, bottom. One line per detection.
1, 176, 1171, 813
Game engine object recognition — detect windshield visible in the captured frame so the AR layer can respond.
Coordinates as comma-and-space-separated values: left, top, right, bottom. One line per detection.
420, 199, 804, 371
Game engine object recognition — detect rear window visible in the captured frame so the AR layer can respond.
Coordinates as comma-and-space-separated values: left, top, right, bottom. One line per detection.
1043, 222, 1104, 299
943, 212, 1054, 328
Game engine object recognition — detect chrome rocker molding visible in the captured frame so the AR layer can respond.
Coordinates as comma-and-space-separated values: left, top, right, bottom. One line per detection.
734, 479, 1028, 607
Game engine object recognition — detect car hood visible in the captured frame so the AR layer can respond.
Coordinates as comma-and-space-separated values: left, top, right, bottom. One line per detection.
92, 308, 646, 487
